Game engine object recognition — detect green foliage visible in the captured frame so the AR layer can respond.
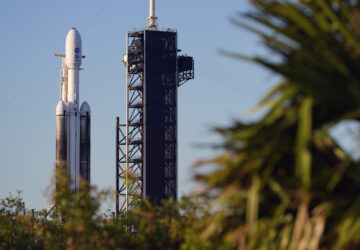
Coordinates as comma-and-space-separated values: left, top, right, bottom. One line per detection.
196, 0, 360, 249
0, 191, 43, 249
0, 169, 205, 249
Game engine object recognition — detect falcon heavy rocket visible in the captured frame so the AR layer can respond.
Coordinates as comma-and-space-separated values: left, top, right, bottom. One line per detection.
55, 28, 90, 191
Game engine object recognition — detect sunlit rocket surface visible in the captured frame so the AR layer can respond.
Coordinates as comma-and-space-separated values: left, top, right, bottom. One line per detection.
56, 28, 90, 190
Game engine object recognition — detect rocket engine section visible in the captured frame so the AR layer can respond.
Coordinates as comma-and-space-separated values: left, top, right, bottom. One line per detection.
55, 28, 91, 192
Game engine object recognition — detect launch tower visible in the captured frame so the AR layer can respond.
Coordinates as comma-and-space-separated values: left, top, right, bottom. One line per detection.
116, 0, 194, 213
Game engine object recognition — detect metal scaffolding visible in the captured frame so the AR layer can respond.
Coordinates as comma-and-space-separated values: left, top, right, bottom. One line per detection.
116, 30, 194, 215
116, 32, 144, 214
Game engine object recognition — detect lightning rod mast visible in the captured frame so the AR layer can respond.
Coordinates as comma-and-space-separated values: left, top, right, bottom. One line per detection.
147, 0, 158, 30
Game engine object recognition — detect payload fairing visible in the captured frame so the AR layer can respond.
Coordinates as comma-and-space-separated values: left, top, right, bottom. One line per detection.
56, 28, 90, 190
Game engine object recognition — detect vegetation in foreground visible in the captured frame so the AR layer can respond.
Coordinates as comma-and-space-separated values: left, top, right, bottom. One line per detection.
3, 0, 360, 249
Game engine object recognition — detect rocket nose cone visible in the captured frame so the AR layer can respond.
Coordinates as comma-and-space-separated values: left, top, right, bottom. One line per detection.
56, 100, 66, 115
80, 101, 91, 115
66, 28, 81, 42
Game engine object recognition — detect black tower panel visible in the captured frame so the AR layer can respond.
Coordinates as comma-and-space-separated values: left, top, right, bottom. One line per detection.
144, 30, 177, 203
178, 56, 193, 72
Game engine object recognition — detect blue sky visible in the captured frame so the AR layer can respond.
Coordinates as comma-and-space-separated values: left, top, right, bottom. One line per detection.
0, 0, 278, 211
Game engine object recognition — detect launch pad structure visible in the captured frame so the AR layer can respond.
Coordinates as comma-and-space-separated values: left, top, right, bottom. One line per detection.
115, 0, 194, 214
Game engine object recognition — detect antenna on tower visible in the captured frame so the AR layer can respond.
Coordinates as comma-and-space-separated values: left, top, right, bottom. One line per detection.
147, 0, 158, 30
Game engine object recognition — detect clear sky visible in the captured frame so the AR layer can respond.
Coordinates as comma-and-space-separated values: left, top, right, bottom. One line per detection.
0, 0, 278, 211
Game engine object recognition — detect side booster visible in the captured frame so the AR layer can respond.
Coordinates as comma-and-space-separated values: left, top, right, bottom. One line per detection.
56, 28, 90, 191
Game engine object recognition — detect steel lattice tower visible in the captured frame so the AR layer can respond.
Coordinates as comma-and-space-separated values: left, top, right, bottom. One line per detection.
116, 1, 194, 215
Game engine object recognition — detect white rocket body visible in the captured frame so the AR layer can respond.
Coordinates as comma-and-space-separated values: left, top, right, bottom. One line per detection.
56, 28, 90, 191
